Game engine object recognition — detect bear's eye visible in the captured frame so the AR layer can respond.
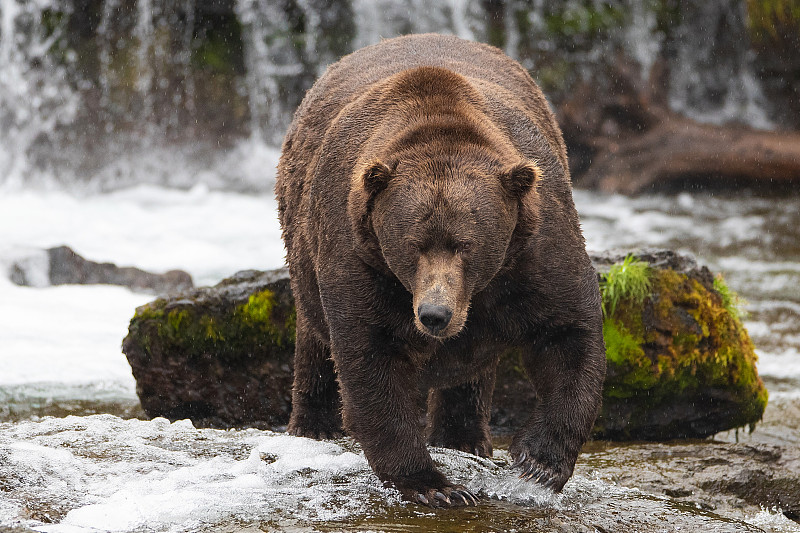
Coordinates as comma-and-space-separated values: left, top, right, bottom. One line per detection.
456, 241, 473, 254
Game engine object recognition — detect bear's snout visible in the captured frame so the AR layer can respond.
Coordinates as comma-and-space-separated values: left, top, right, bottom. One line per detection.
412, 253, 468, 339
418, 303, 453, 335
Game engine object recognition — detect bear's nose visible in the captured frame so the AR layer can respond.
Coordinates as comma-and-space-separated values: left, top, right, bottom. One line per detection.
418, 303, 453, 335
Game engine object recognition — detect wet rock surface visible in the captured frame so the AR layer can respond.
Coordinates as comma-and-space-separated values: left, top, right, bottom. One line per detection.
122, 250, 766, 442
577, 440, 800, 528
9, 246, 193, 295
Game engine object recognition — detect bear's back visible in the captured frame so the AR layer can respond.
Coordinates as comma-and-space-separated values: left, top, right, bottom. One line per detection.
283, 34, 567, 175
277, 34, 575, 264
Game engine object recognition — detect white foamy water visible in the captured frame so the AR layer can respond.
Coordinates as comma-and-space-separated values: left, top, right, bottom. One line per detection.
0, 183, 286, 287
1, 415, 796, 532
0, 415, 557, 531
0, 186, 286, 403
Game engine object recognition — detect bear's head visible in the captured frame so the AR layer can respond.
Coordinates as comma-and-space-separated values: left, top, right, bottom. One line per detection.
356, 153, 540, 339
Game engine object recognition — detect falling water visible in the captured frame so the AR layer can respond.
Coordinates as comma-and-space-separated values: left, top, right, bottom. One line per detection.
0, 0, 787, 191
0, 0, 79, 189
667, 0, 773, 129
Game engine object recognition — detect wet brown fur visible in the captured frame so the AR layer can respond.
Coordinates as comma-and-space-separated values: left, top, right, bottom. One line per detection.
276, 34, 606, 504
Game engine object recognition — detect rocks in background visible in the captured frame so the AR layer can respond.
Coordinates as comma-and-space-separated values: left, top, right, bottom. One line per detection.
595, 250, 767, 439
121, 251, 768, 440
493, 250, 768, 440
9, 246, 193, 295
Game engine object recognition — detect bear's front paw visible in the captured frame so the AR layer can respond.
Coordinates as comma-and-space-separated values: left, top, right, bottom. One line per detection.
381, 470, 478, 508
509, 448, 571, 492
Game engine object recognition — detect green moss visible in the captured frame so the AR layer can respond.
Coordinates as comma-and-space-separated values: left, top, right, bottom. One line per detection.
199, 315, 224, 342
603, 318, 660, 398
600, 254, 652, 318
601, 263, 768, 434
192, 10, 245, 75
644, 0, 682, 38
238, 291, 275, 326
129, 287, 297, 361
603, 317, 644, 367
536, 60, 572, 94
713, 274, 750, 321
167, 309, 190, 335
543, 4, 626, 38
234, 289, 293, 348
746, 0, 800, 41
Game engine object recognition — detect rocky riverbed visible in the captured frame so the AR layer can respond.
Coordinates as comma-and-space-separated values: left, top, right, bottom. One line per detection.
1, 414, 798, 533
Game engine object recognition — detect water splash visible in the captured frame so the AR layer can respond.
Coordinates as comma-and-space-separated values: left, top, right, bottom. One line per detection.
2, 415, 795, 532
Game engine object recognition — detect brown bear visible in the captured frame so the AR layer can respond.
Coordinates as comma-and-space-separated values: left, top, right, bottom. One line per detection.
276, 33, 606, 507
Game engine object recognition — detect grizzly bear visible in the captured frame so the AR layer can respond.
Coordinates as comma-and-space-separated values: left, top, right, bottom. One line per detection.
276, 33, 606, 507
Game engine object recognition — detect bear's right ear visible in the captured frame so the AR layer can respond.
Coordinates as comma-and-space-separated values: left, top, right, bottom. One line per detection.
362, 160, 394, 198
499, 162, 541, 200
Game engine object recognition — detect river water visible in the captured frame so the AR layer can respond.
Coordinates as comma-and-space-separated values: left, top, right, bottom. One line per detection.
0, 182, 799, 532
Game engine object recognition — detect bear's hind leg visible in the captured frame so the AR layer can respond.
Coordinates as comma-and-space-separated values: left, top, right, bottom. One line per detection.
426, 368, 495, 457
287, 311, 343, 439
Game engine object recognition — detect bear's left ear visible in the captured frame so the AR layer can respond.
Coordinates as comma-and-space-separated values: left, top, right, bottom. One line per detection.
362, 160, 394, 198
499, 162, 541, 200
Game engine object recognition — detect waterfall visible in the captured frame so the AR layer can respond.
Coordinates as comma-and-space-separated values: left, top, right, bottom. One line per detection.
0, 0, 79, 189
0, 0, 788, 192
667, 1, 773, 129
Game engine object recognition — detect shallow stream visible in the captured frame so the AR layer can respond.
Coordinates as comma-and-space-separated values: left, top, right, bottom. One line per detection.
1, 186, 799, 532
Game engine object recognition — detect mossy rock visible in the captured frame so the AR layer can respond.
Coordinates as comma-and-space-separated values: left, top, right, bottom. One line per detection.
123, 250, 767, 440
122, 269, 295, 428
590, 250, 768, 440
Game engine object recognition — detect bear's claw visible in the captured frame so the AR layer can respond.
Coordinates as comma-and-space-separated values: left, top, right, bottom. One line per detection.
447, 488, 478, 506
408, 486, 478, 508
514, 455, 561, 489
511, 452, 527, 468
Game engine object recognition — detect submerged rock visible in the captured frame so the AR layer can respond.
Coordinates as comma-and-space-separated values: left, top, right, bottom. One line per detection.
122, 251, 767, 440
9, 245, 193, 294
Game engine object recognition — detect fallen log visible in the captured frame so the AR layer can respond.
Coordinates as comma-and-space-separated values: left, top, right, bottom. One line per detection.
559, 60, 800, 194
